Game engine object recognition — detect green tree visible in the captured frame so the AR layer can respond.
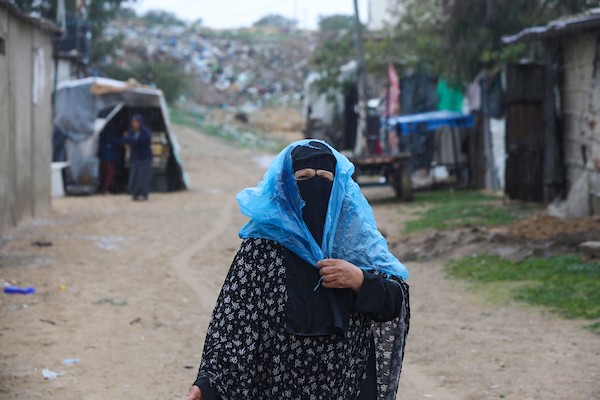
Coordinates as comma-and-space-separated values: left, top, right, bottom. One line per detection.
141, 10, 186, 26
190, 17, 203, 31
360, 0, 446, 78
100, 61, 191, 104
253, 14, 297, 29
311, 23, 355, 93
118, 7, 137, 19
318, 14, 354, 32
88, 0, 135, 63
385, 0, 600, 83
12, 0, 134, 64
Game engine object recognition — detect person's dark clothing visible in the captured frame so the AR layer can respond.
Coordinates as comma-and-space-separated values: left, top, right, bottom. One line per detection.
98, 129, 120, 194
284, 249, 356, 336
117, 115, 153, 199
287, 141, 358, 337
119, 126, 153, 162
128, 160, 152, 199
193, 141, 410, 400
100, 161, 117, 194
194, 238, 410, 400
358, 339, 378, 400
98, 129, 120, 162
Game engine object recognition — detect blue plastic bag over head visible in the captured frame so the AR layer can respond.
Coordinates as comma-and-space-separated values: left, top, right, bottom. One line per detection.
237, 140, 408, 280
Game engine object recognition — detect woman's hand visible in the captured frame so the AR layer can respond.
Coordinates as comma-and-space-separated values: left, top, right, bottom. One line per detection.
317, 259, 364, 292
186, 385, 203, 400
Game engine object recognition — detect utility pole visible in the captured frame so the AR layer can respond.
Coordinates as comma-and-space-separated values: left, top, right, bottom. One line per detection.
352, 0, 369, 156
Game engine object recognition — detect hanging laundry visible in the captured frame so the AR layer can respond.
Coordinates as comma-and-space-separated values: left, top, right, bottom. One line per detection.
436, 79, 464, 112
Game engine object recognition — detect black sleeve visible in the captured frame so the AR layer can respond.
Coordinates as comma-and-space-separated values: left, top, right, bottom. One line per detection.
354, 271, 404, 322
192, 376, 220, 400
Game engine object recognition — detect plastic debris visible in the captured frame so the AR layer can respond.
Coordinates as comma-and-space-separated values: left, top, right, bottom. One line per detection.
4, 286, 36, 295
103, 19, 311, 108
62, 358, 80, 365
42, 368, 64, 379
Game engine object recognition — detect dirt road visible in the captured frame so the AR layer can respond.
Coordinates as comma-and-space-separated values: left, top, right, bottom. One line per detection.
1, 126, 599, 399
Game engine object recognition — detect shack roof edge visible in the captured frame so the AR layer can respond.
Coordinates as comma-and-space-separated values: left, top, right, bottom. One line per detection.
502, 8, 600, 44
0, 0, 62, 33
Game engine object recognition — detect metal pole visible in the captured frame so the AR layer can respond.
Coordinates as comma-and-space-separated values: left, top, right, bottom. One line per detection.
352, 0, 369, 156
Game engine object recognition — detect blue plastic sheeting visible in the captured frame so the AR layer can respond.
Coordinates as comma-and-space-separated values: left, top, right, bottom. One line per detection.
386, 110, 474, 135
237, 140, 409, 280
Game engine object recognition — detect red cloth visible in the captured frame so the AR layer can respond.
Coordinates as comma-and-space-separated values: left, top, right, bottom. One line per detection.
387, 63, 401, 116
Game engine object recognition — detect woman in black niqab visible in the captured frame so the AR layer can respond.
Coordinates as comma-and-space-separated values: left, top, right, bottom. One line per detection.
186, 141, 410, 400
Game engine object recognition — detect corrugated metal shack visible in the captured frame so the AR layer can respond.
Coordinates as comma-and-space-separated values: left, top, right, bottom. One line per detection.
503, 8, 600, 216
0, 1, 58, 232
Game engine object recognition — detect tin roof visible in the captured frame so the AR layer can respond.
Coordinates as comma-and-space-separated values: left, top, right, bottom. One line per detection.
0, 0, 61, 33
502, 8, 600, 44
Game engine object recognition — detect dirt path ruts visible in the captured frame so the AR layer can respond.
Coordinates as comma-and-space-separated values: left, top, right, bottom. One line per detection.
0, 125, 598, 400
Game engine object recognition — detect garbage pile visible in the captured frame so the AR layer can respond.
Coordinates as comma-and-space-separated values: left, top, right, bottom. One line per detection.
104, 19, 317, 107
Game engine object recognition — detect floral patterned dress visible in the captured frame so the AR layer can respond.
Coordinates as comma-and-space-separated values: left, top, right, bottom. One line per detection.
193, 238, 410, 400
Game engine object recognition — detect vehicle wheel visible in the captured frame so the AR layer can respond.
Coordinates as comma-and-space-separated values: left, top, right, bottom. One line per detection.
393, 165, 413, 201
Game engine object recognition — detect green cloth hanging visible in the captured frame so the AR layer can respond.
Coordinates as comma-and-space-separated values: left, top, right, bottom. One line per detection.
437, 79, 464, 112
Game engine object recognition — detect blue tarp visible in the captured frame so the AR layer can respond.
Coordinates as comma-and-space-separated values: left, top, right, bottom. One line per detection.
386, 110, 474, 135
237, 140, 409, 280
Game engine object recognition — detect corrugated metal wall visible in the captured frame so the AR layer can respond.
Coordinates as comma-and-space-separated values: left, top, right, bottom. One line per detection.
505, 63, 547, 202
0, 7, 53, 232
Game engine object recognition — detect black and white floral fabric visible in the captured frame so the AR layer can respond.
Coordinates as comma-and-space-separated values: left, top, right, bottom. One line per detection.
197, 238, 410, 400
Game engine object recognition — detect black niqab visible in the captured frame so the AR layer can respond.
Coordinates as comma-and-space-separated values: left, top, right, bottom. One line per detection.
285, 142, 355, 337
291, 142, 336, 245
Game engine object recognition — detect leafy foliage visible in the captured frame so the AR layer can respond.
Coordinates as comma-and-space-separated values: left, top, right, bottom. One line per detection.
385, 0, 600, 83
12, 0, 133, 63
311, 14, 358, 94
117, 7, 137, 19
100, 62, 191, 104
253, 14, 297, 29
141, 10, 185, 26
318, 14, 355, 32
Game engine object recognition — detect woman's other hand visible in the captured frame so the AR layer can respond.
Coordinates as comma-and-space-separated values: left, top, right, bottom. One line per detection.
317, 259, 364, 292
186, 385, 203, 400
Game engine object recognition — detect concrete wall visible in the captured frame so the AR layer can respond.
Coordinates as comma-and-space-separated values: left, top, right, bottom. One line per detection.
0, 6, 54, 232
561, 31, 600, 214
368, 0, 403, 31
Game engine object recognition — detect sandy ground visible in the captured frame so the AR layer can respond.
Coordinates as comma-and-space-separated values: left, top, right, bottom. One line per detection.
1, 125, 599, 400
